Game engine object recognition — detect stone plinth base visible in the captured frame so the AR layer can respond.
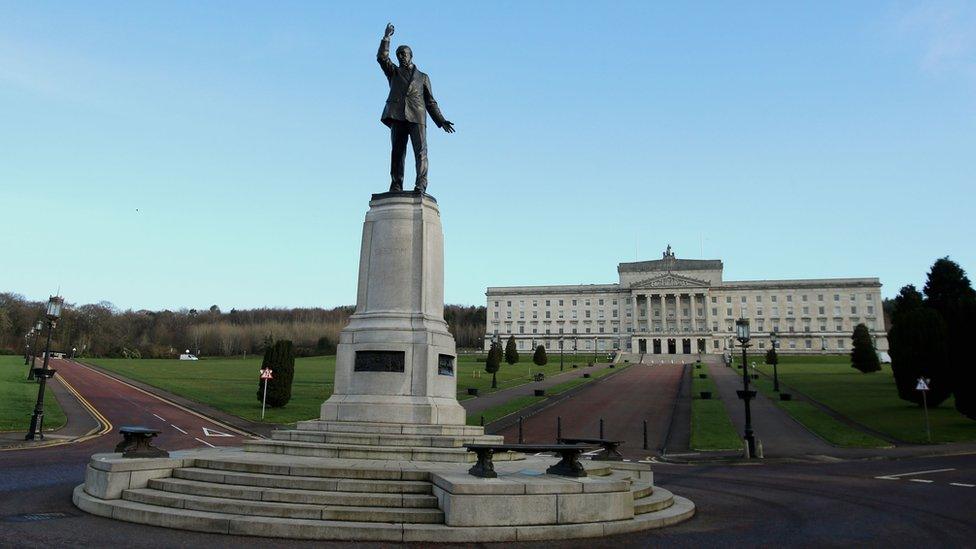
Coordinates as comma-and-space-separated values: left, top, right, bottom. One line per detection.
320, 394, 465, 425
74, 448, 695, 542
322, 192, 463, 426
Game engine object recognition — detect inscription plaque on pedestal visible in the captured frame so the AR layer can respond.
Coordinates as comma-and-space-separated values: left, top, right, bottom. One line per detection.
438, 354, 455, 376
354, 351, 406, 373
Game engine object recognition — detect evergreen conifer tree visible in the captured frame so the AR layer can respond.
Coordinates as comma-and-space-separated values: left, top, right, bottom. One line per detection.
533, 345, 548, 366
257, 339, 295, 407
485, 341, 502, 389
923, 257, 976, 419
890, 306, 950, 406
850, 323, 880, 373
505, 335, 519, 365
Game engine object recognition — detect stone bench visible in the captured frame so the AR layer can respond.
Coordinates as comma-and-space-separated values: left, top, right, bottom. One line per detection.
558, 437, 625, 461
115, 426, 169, 458
464, 443, 596, 478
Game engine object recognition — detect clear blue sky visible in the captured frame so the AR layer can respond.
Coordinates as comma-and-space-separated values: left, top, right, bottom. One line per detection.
2, 1, 974, 311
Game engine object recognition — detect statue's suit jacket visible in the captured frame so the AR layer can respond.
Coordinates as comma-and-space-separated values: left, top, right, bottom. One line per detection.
377, 38, 447, 128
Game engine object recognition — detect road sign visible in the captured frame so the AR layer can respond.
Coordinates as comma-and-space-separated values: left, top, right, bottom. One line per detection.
916, 377, 932, 442
260, 368, 273, 419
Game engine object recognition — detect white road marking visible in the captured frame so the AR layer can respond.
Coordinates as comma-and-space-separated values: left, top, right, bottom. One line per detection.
170, 424, 187, 434
950, 483, 975, 488
874, 468, 956, 480
152, 413, 166, 421
582, 450, 602, 456
202, 427, 233, 438
194, 437, 216, 448
909, 479, 933, 483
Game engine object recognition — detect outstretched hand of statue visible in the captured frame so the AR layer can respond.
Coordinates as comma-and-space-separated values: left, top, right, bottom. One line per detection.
384, 23, 395, 38
442, 121, 455, 133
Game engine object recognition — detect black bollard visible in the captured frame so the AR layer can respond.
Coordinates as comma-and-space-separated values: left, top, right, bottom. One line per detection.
643, 419, 648, 450
480, 415, 484, 427
518, 416, 524, 444
599, 418, 604, 439
556, 416, 562, 442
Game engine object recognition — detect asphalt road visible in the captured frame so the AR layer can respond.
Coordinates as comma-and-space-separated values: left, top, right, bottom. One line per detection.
1, 452, 972, 547
1, 359, 250, 493
496, 364, 686, 459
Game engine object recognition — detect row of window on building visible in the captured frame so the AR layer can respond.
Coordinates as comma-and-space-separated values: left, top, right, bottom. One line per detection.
495, 316, 875, 336
504, 336, 856, 352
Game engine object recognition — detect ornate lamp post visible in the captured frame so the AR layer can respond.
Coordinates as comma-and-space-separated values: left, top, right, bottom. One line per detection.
769, 330, 780, 392
25, 296, 63, 441
26, 320, 43, 380
735, 318, 758, 458
24, 329, 32, 366
559, 336, 564, 371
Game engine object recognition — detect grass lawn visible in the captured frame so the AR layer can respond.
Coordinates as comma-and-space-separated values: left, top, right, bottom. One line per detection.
89, 356, 334, 425
748, 373, 888, 448
455, 354, 607, 398
690, 369, 741, 451
542, 362, 631, 396
751, 355, 976, 444
465, 395, 545, 426
548, 377, 590, 395
88, 353, 610, 426
0, 355, 67, 432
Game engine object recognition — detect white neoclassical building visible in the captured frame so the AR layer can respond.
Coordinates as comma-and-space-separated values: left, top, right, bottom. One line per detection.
484, 248, 888, 356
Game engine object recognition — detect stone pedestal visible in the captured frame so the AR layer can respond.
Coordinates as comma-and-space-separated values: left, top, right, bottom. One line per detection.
321, 192, 465, 425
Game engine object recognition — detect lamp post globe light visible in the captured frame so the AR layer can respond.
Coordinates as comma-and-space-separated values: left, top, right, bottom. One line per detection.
769, 330, 780, 392
734, 318, 759, 458
25, 296, 64, 441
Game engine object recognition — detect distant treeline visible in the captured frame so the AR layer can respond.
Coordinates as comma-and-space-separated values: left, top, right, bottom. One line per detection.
0, 293, 486, 358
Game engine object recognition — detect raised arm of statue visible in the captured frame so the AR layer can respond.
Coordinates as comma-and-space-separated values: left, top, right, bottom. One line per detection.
377, 23, 396, 78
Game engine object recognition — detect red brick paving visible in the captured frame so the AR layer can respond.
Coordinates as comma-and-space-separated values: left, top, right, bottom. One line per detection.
497, 364, 685, 458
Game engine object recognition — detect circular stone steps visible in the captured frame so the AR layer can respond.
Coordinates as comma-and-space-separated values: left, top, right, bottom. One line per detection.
634, 487, 675, 515
193, 455, 431, 481
631, 480, 654, 500
271, 428, 505, 448
243, 439, 524, 464
147, 477, 439, 508
295, 420, 488, 437
74, 483, 696, 542
122, 487, 445, 523
173, 467, 434, 494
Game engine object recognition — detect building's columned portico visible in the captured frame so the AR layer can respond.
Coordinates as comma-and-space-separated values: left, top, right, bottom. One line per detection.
629, 288, 712, 356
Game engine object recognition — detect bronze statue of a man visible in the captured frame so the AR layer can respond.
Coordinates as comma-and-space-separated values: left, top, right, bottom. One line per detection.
377, 23, 454, 193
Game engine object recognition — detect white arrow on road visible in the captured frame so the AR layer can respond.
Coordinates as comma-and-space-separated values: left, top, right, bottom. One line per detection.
202, 427, 233, 437
874, 468, 955, 480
